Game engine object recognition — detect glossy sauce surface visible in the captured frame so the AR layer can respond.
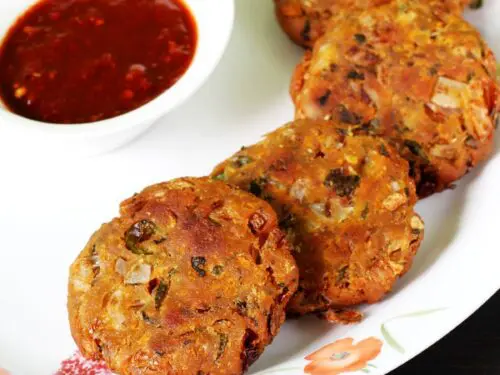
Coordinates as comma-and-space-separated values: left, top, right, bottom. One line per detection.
0, 0, 197, 124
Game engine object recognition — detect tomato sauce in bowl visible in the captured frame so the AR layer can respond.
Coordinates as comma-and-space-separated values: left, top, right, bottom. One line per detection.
0, 0, 197, 124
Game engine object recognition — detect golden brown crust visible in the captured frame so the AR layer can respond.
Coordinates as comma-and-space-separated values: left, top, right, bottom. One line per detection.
68, 177, 298, 375
275, 0, 334, 48
291, 1, 499, 196
212, 120, 424, 316
275, 0, 473, 48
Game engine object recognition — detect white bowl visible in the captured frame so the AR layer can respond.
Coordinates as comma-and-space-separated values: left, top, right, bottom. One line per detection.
0, 0, 234, 156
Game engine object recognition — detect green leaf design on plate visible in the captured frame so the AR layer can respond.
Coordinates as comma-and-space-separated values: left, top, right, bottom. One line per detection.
386, 308, 447, 322
361, 369, 371, 373
381, 323, 405, 354
381, 307, 447, 354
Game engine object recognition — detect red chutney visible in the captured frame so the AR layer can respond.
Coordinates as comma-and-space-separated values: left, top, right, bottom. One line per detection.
0, 0, 197, 124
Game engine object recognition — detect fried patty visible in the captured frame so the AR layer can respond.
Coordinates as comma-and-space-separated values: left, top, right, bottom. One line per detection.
275, 0, 475, 48
212, 120, 423, 317
291, 0, 499, 196
68, 177, 298, 375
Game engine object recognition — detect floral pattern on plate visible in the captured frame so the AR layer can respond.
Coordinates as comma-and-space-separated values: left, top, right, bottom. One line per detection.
304, 338, 382, 375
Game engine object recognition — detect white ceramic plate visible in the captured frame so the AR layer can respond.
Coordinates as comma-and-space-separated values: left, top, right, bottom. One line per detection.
0, 1, 499, 374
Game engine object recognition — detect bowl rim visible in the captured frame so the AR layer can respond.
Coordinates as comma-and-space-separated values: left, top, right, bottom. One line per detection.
0, 0, 235, 137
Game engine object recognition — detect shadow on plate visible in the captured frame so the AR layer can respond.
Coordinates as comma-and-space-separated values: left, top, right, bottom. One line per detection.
217, 0, 303, 118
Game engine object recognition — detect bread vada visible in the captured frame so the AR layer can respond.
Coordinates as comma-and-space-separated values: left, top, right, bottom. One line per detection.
291, 0, 499, 196
68, 177, 298, 375
212, 120, 424, 317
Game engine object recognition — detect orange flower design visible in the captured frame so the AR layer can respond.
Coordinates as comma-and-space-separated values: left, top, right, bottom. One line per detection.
0, 369, 10, 375
304, 337, 383, 375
